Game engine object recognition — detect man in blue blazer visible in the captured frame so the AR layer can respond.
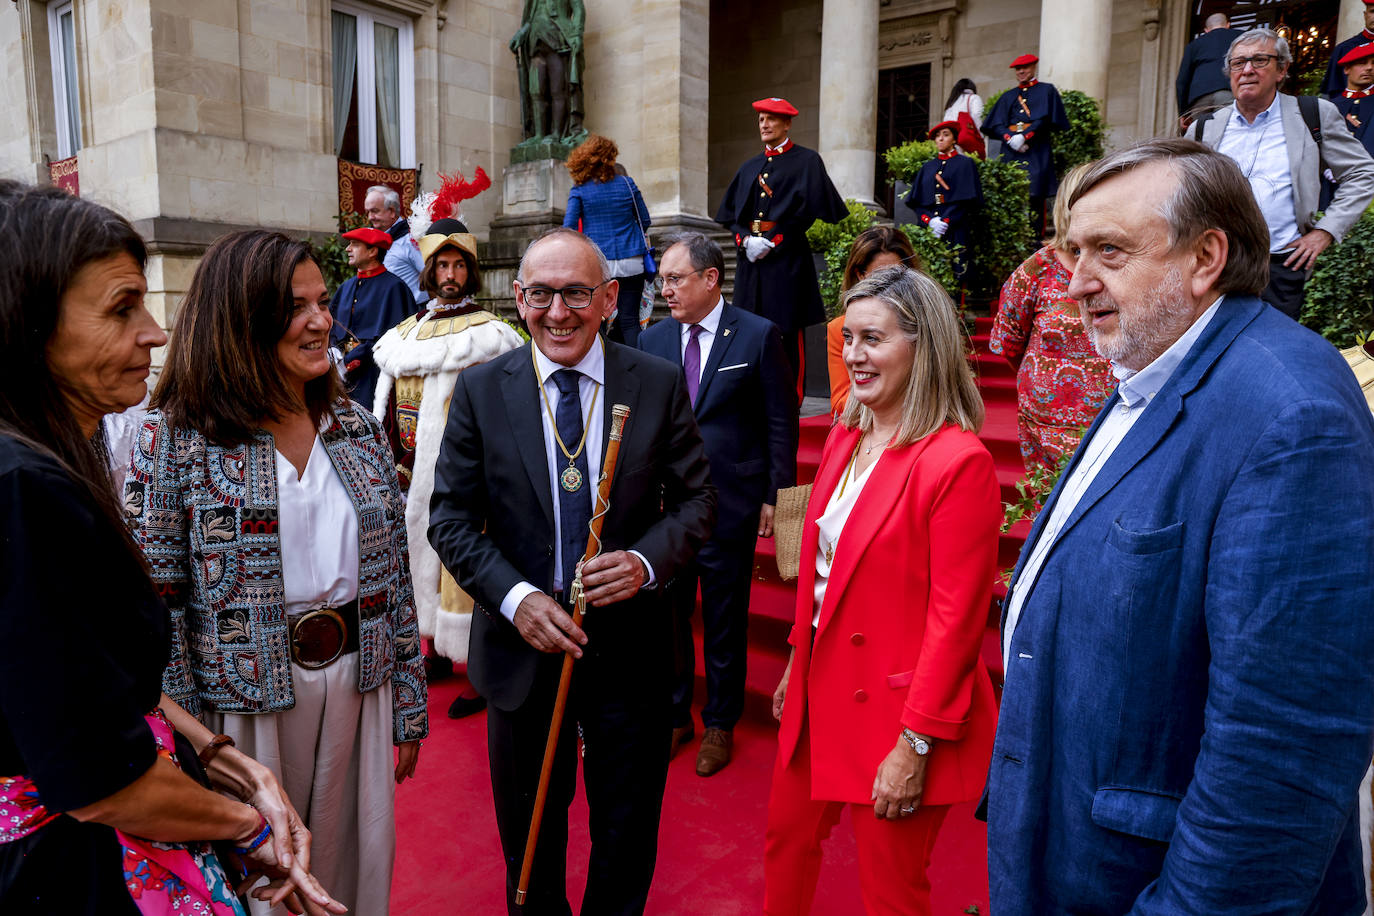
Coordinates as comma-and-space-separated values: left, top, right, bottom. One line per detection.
987, 138, 1374, 913
639, 231, 796, 776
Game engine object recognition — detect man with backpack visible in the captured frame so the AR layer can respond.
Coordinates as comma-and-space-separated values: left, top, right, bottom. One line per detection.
1191, 28, 1374, 320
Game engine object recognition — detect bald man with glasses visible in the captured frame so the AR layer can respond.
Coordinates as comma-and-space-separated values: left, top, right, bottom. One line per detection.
1191, 28, 1374, 320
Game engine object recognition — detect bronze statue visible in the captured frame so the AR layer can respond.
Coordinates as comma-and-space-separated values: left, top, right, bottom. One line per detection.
510, 0, 587, 147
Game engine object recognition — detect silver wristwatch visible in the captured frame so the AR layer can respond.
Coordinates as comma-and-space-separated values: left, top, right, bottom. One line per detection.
901, 727, 931, 756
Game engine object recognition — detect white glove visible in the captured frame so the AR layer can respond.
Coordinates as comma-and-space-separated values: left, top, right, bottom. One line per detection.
1007, 133, 1028, 153
744, 236, 776, 262
1324, 168, 1336, 183
928, 217, 948, 238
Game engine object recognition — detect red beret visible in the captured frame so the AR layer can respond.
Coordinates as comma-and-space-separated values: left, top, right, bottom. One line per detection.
752, 97, 799, 118
1010, 54, 1039, 68
1339, 42, 1374, 67
928, 120, 962, 139
341, 227, 392, 250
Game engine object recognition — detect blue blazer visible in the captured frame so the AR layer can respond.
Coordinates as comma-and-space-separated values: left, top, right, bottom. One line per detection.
1175, 27, 1243, 111
988, 297, 1374, 914
563, 176, 651, 262
639, 302, 796, 541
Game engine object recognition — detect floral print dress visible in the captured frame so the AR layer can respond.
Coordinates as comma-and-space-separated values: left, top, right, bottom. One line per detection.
989, 245, 1116, 480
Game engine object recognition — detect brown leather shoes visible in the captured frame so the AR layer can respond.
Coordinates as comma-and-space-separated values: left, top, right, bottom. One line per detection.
695, 727, 732, 777
670, 725, 695, 760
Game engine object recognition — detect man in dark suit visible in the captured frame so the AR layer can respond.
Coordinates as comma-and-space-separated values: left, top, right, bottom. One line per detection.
986, 138, 1374, 913
1175, 13, 1243, 123
428, 227, 715, 915
638, 232, 795, 776
716, 96, 847, 392
1323, 0, 1374, 97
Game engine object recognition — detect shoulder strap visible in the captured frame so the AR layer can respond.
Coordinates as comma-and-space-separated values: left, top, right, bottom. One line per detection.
1297, 94, 1323, 149
1190, 110, 1213, 142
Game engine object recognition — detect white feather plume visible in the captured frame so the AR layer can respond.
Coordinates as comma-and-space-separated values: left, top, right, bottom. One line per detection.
409, 191, 437, 242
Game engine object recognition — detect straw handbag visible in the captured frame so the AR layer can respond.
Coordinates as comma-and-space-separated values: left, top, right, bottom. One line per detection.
772, 483, 813, 581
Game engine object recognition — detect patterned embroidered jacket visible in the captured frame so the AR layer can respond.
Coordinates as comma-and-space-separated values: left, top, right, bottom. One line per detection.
125, 401, 428, 744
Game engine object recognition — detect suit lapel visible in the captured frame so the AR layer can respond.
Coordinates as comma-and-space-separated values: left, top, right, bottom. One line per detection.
601, 342, 642, 496
1278, 94, 1306, 219
693, 303, 738, 409
816, 433, 939, 638
502, 344, 555, 532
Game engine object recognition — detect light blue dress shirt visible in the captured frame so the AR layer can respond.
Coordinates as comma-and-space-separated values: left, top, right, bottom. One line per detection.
1216, 94, 1298, 252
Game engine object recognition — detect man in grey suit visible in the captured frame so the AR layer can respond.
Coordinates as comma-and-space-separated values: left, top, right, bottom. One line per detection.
1193, 27, 1374, 319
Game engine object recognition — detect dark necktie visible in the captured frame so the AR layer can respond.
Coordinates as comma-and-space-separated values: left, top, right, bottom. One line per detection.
552, 368, 592, 594
684, 324, 704, 404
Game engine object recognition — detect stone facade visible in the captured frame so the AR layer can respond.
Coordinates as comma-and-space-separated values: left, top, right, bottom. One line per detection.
1, 0, 1356, 333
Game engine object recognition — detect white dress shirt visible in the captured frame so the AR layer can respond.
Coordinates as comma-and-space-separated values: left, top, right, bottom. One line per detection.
275, 436, 360, 614
499, 339, 655, 621
1001, 298, 1223, 671
1216, 94, 1299, 252
383, 219, 428, 303
679, 297, 726, 385
811, 447, 878, 628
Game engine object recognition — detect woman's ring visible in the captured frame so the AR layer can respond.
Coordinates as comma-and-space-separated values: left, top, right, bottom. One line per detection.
900, 806, 915, 814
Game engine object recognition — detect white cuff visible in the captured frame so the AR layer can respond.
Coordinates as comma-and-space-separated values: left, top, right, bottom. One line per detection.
500, 581, 541, 622
629, 550, 657, 589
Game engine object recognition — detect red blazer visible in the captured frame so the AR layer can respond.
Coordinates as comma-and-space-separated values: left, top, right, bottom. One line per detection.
778, 422, 1001, 806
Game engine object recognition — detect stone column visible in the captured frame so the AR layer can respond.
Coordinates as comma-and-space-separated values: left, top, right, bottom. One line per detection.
1339, 0, 1367, 42
639, 0, 711, 219
818, 0, 878, 208
1037, 0, 1112, 105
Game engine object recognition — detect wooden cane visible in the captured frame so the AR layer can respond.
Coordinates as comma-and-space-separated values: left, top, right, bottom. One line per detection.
515, 403, 631, 906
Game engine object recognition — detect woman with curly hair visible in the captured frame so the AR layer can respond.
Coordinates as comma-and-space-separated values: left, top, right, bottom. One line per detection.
564, 134, 654, 346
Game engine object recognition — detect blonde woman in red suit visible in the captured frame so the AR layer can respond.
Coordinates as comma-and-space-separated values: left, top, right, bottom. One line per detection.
764, 265, 1001, 915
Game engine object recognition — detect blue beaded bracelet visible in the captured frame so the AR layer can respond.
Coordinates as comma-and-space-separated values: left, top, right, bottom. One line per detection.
234, 814, 273, 855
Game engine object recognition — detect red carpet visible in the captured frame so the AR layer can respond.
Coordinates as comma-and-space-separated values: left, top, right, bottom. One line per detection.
391, 319, 1021, 914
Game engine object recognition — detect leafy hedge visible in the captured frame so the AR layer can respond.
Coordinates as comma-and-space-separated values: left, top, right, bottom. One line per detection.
881, 144, 1035, 295
1301, 203, 1374, 347
805, 199, 956, 318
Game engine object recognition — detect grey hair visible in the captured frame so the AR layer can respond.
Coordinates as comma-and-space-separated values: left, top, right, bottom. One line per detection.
662, 231, 725, 284
1225, 27, 1293, 73
517, 227, 611, 284
1067, 138, 1270, 297
365, 184, 400, 214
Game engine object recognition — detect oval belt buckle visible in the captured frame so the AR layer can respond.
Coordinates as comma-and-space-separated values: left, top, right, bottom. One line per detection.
292, 607, 347, 670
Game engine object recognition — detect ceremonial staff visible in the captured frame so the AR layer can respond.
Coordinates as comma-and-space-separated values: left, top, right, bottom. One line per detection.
515, 403, 632, 905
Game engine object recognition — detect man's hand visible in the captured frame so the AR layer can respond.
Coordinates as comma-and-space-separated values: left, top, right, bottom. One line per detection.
1282, 228, 1333, 271
928, 217, 948, 238
1007, 133, 1028, 153
580, 550, 646, 607
758, 504, 775, 539
513, 592, 586, 656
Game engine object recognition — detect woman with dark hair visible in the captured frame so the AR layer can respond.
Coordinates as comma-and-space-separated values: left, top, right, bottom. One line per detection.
942, 78, 984, 128
825, 226, 916, 416
766, 266, 1000, 915
128, 229, 428, 915
563, 134, 653, 346
0, 185, 341, 914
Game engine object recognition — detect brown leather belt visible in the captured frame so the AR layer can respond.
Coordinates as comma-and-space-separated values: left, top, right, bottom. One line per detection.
750, 220, 778, 234
1009, 121, 1031, 132
288, 598, 360, 669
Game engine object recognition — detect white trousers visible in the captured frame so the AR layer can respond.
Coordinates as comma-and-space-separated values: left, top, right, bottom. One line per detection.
211, 653, 395, 916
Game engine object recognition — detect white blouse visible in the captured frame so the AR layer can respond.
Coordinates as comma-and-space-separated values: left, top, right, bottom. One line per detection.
943, 90, 985, 129
811, 450, 879, 628
275, 436, 360, 614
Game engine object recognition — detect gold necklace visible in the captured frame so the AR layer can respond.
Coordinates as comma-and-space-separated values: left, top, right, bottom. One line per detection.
533, 347, 600, 492
824, 441, 865, 565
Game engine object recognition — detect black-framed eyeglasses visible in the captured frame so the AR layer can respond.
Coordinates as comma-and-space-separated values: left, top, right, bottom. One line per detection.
518, 281, 607, 309
1228, 54, 1278, 72
656, 269, 705, 290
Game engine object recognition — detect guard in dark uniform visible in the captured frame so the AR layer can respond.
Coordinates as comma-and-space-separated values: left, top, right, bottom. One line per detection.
982, 53, 1069, 239
1335, 42, 1374, 156
328, 226, 416, 407
1323, 1, 1374, 98
716, 97, 846, 393
906, 120, 983, 283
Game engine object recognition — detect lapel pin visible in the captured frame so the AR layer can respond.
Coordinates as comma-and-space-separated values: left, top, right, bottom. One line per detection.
723, 329, 732, 337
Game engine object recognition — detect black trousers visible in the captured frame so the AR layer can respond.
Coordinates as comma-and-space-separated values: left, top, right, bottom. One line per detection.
1263, 254, 1307, 320
487, 636, 672, 915
670, 534, 755, 731
608, 273, 646, 348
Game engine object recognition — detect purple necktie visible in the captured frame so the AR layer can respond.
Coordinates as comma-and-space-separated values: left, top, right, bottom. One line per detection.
684, 324, 703, 404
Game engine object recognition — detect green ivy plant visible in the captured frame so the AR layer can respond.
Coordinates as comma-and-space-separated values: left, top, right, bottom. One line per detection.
1301, 203, 1374, 348
806, 199, 957, 318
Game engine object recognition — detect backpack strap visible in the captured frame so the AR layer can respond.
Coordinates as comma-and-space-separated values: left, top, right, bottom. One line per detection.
1190, 110, 1213, 142
1297, 94, 1324, 150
